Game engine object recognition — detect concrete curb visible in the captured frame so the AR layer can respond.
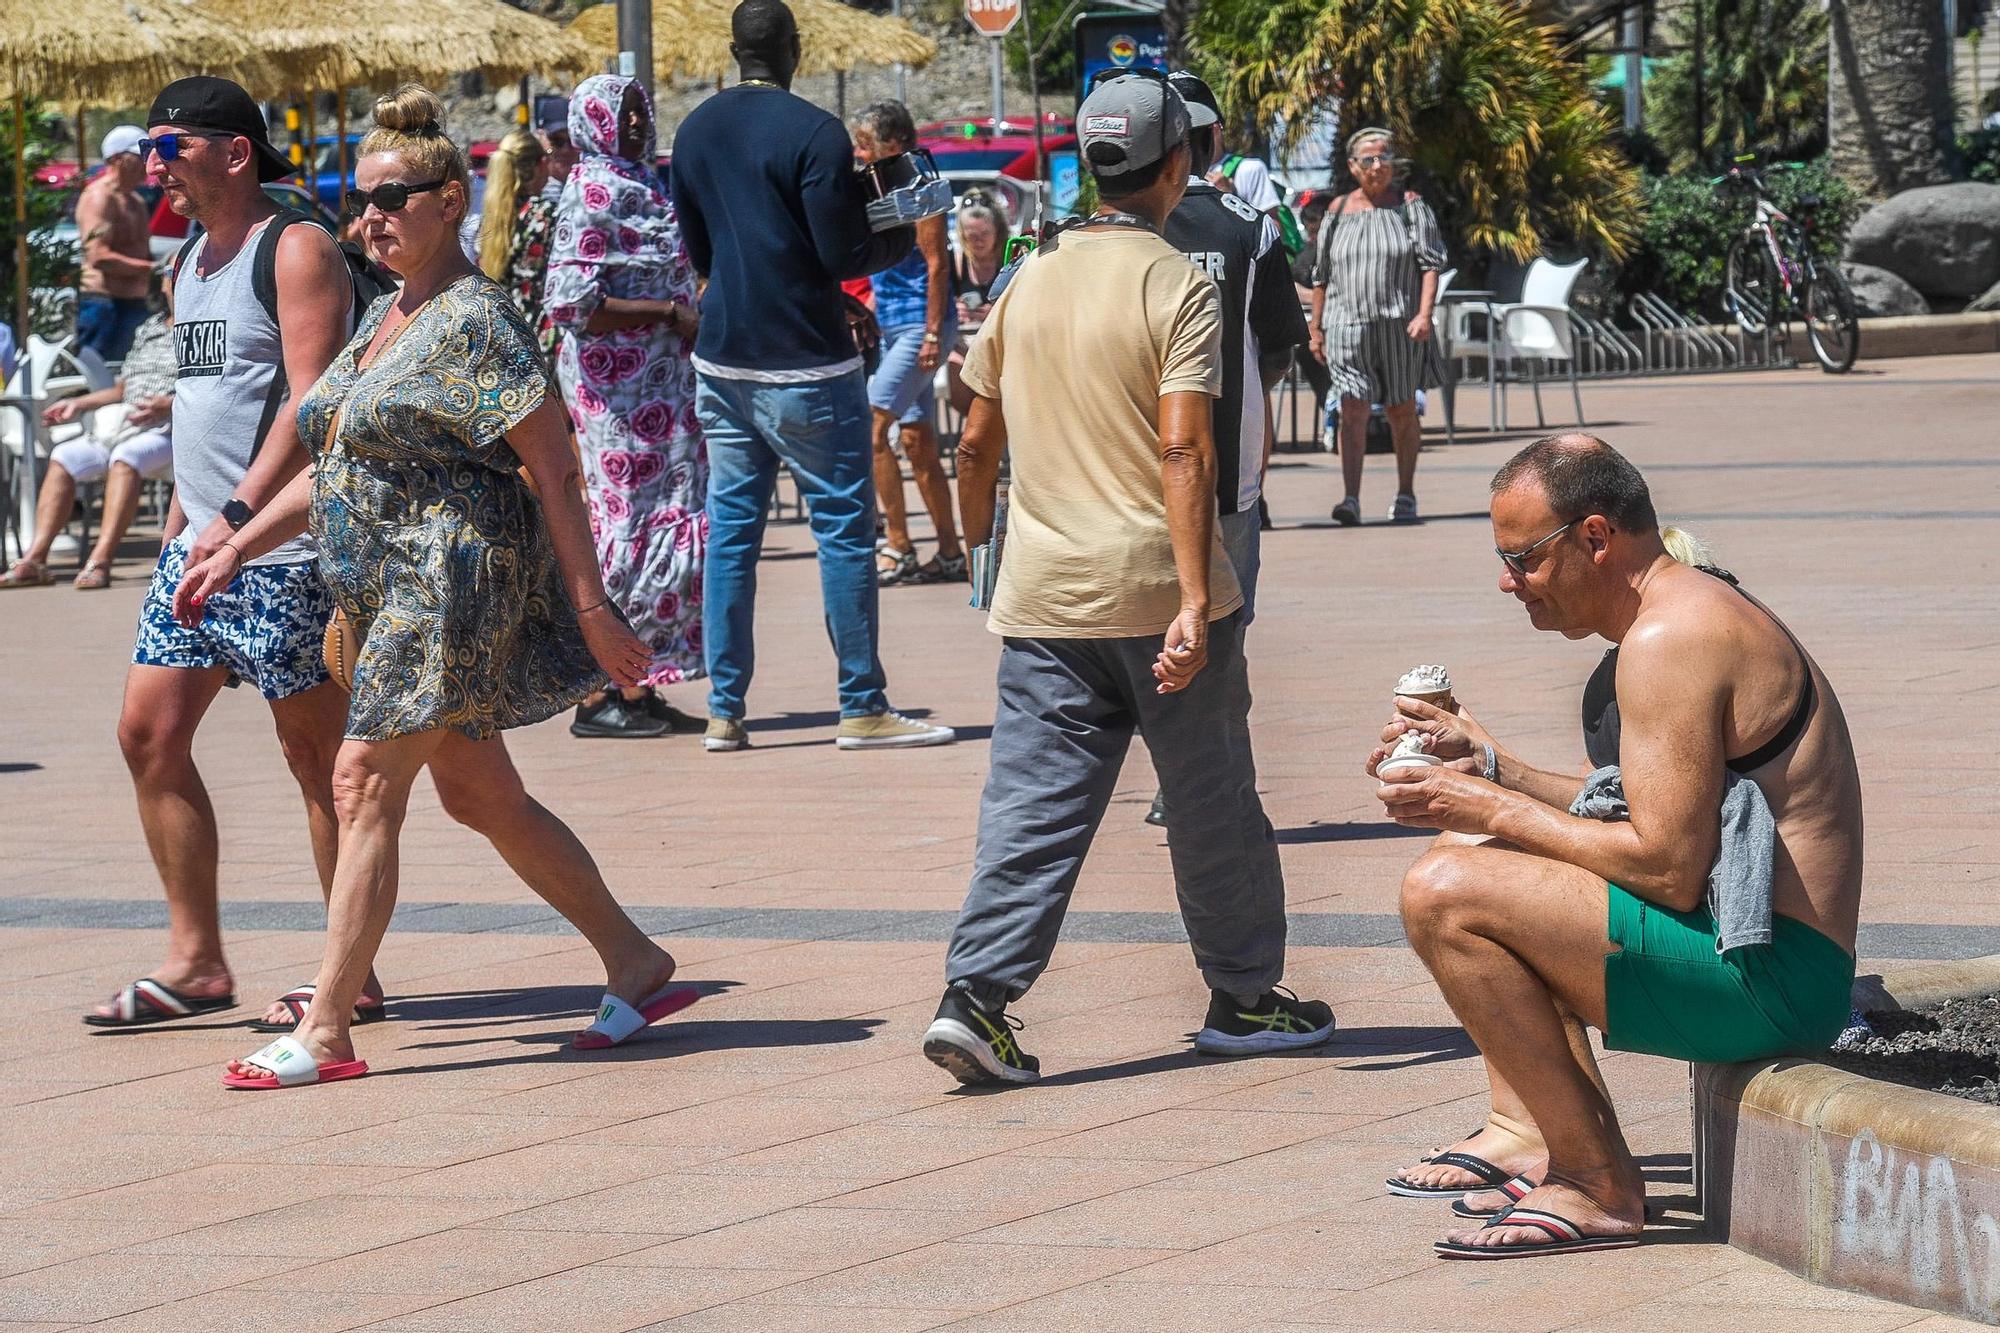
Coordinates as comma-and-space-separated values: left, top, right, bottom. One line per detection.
1852, 312, 2000, 361
1695, 954, 2000, 1324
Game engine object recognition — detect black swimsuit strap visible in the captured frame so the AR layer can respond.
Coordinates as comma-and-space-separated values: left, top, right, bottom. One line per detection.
1718, 574, 1817, 775
1579, 570, 1815, 775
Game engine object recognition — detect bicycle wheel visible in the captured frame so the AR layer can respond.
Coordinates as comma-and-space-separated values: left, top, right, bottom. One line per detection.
1803, 264, 1860, 374
1724, 232, 1777, 336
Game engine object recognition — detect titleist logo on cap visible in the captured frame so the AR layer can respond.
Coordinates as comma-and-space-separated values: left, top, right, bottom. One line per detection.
1083, 115, 1130, 136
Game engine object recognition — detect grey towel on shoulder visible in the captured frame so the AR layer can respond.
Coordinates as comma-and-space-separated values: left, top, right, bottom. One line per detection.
1569, 765, 1776, 953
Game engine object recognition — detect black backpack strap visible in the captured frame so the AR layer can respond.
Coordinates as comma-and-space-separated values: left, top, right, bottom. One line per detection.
244, 210, 310, 464
250, 208, 310, 324
170, 231, 201, 286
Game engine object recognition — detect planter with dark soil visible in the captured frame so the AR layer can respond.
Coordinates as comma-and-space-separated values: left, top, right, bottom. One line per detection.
1695, 959, 2000, 1324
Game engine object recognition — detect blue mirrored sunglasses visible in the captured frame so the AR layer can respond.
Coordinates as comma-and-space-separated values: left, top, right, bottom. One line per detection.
136, 131, 233, 162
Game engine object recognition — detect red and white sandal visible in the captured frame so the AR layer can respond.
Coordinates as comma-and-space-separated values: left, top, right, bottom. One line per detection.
221, 1035, 369, 1090
572, 985, 699, 1049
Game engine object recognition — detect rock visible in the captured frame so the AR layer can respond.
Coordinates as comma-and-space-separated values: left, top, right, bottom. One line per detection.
1970, 279, 2000, 313
1841, 262, 1931, 317
1845, 182, 2000, 298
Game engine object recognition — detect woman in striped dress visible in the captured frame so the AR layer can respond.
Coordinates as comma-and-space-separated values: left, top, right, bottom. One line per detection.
1309, 128, 1446, 525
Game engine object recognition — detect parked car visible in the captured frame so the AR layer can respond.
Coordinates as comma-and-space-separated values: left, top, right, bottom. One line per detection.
918, 115, 1075, 184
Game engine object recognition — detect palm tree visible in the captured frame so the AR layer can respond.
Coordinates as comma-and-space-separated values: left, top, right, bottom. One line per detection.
1645, 0, 1829, 173
1827, 0, 1954, 195
1189, 0, 1644, 264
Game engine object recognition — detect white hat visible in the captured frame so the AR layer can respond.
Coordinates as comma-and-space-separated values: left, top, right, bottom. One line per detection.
100, 124, 146, 161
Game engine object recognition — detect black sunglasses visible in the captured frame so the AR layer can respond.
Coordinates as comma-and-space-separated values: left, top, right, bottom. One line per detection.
1084, 66, 1177, 179
136, 131, 233, 162
1495, 518, 1580, 576
345, 178, 449, 215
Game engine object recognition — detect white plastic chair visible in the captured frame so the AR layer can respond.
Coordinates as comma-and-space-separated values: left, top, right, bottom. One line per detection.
1488, 257, 1588, 430
1430, 268, 1458, 445
1, 337, 112, 460
2, 337, 113, 561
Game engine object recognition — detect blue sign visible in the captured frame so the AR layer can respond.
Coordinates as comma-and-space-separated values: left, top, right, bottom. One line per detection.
1073, 11, 1168, 106
1048, 150, 1081, 216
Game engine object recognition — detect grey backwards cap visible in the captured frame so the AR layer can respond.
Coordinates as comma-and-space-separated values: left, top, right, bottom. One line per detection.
1077, 73, 1189, 179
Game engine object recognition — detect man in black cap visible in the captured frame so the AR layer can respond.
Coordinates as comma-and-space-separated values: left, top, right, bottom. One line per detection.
1142, 71, 1309, 831
532, 95, 577, 202
83, 76, 366, 1032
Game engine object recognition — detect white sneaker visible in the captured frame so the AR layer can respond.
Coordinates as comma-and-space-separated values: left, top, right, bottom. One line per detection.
836, 710, 957, 750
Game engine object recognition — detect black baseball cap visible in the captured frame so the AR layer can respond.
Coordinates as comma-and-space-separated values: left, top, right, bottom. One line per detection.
1167, 71, 1220, 130
146, 76, 294, 182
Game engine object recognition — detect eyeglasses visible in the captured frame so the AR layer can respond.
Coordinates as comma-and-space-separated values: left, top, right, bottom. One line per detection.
136, 131, 233, 162
1495, 518, 1579, 576
1354, 153, 1394, 168
345, 178, 449, 215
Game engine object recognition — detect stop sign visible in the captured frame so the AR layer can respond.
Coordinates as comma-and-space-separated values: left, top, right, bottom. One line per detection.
964, 0, 1021, 37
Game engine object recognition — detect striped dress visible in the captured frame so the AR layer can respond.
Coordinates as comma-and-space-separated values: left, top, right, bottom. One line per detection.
1313, 191, 1447, 405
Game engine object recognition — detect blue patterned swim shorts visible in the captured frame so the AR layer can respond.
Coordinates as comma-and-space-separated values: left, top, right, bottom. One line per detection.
132, 540, 334, 700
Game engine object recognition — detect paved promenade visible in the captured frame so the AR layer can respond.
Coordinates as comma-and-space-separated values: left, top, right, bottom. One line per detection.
1, 354, 1995, 1329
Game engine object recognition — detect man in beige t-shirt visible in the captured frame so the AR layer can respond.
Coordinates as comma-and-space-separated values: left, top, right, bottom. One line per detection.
921, 72, 1335, 1089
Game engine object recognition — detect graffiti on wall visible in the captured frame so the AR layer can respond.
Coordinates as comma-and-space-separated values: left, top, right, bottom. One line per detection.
1837, 1128, 2000, 1318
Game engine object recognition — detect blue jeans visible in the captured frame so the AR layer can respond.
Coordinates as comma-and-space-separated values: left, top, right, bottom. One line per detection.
76, 296, 149, 361
697, 371, 890, 720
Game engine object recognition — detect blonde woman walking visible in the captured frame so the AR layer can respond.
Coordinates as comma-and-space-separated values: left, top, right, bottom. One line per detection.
174, 86, 693, 1089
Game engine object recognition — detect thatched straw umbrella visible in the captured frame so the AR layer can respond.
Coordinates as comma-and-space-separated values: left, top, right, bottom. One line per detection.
567, 0, 936, 85
0, 0, 256, 483
197, 0, 595, 211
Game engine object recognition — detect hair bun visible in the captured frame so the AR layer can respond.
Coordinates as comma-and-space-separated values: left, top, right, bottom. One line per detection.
372, 84, 449, 137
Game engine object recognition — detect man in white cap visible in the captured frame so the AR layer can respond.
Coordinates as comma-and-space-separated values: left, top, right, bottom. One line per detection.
75, 124, 156, 361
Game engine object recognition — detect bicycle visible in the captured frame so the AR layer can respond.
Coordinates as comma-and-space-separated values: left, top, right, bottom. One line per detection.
1714, 156, 1859, 374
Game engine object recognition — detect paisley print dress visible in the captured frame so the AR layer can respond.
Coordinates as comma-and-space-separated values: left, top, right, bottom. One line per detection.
545, 73, 707, 686
297, 273, 601, 741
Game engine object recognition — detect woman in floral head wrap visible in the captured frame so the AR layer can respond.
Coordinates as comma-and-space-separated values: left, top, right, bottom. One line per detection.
546, 74, 708, 739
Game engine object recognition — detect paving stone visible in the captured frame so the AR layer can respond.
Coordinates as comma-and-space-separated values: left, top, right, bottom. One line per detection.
6, 356, 1995, 1327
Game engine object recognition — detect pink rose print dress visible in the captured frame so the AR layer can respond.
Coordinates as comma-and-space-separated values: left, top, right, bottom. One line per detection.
545, 74, 706, 685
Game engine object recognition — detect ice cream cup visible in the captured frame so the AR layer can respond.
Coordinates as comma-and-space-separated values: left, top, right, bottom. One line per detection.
1397, 687, 1456, 715
1377, 753, 1444, 780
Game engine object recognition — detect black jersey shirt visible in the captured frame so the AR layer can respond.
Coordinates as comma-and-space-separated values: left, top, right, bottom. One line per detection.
1162, 180, 1310, 513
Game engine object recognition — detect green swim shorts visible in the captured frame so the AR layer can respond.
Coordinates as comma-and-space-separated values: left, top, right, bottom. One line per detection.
1603, 885, 1855, 1064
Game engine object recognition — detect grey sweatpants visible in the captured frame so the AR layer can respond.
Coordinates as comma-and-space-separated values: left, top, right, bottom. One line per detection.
945, 612, 1287, 1007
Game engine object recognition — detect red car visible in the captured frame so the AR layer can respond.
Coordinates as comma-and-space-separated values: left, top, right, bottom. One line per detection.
919, 115, 1075, 181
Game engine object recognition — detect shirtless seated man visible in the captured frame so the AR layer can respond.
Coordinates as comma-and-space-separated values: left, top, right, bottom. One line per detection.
1369, 433, 1863, 1259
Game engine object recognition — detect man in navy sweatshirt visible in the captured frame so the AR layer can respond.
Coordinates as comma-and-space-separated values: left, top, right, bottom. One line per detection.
671, 0, 956, 753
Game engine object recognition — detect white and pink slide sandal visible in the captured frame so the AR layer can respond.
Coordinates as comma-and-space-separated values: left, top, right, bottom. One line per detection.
221, 1035, 370, 1090
572, 985, 700, 1050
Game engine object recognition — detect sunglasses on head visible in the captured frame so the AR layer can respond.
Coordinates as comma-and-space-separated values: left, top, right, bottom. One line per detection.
137, 131, 233, 162
345, 178, 449, 215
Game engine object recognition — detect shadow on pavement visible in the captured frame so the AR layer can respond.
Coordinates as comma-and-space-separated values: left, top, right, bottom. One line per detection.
1336, 1024, 1480, 1070
1277, 821, 1433, 844
387, 1015, 885, 1072
393, 979, 743, 1028
975, 1023, 1479, 1093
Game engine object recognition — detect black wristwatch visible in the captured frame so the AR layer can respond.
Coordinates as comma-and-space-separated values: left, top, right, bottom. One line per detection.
221, 498, 255, 531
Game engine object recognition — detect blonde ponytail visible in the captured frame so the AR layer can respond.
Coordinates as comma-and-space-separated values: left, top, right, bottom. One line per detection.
1661, 525, 1716, 568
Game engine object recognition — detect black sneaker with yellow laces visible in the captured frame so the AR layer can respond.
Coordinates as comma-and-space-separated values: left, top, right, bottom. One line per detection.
923, 987, 1040, 1086
1194, 986, 1336, 1056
